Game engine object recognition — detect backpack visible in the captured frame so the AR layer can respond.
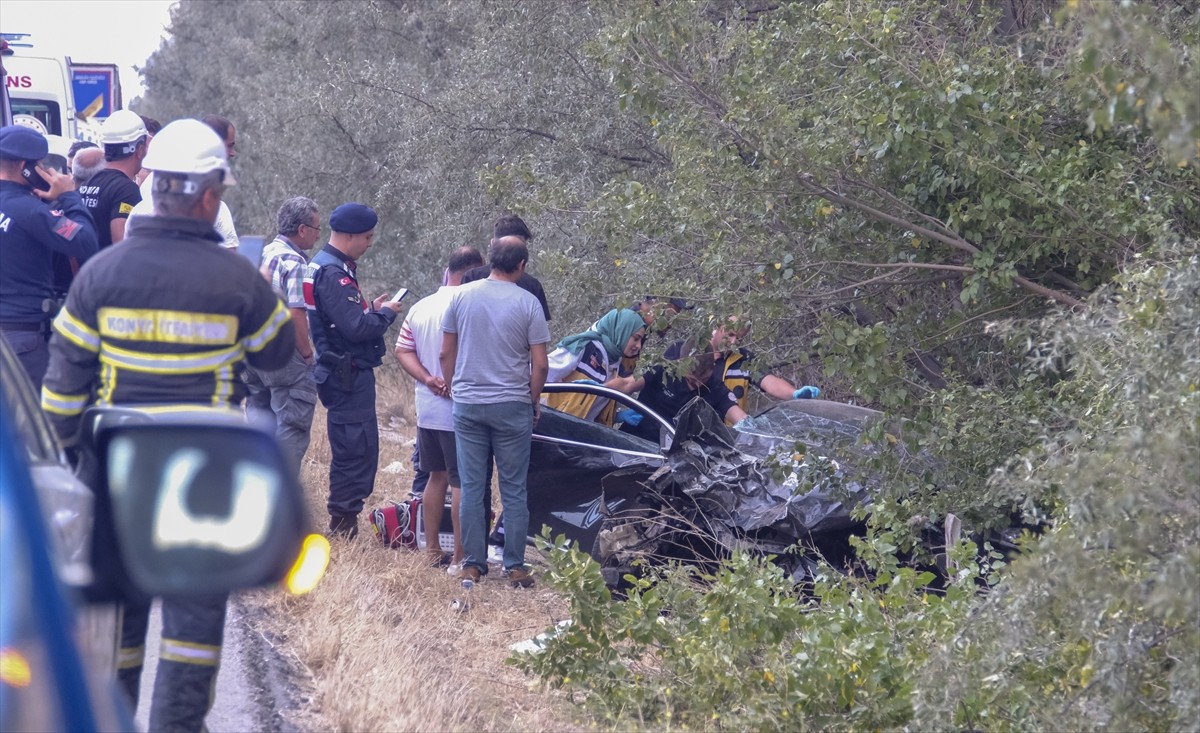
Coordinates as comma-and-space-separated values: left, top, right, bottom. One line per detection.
370, 496, 455, 553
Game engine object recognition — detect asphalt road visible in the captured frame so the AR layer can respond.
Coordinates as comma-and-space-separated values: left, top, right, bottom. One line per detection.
132, 595, 301, 732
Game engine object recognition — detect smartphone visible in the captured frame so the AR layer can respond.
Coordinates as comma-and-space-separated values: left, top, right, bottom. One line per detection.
21, 162, 51, 192
391, 287, 409, 303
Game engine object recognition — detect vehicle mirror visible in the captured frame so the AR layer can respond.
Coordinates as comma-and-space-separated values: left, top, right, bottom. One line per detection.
82, 408, 308, 601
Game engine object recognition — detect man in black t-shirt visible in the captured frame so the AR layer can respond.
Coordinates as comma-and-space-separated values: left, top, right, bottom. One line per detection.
622, 341, 746, 442
79, 109, 146, 250
461, 213, 551, 321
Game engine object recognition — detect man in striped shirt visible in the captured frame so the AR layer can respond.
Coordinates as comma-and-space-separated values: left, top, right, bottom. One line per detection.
242, 196, 321, 468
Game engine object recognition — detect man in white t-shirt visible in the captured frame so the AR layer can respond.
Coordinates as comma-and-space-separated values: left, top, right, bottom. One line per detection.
394, 246, 484, 566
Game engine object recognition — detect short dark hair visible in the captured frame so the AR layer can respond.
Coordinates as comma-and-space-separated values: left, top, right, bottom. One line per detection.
448, 246, 484, 275
139, 115, 162, 135
201, 115, 233, 141
489, 237, 528, 274
67, 140, 98, 158
492, 213, 532, 241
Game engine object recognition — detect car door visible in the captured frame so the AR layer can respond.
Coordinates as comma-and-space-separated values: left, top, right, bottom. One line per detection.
528, 383, 673, 552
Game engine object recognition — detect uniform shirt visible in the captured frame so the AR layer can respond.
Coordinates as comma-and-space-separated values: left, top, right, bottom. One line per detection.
40, 214, 293, 441
259, 235, 308, 309
0, 180, 99, 322
461, 265, 551, 322
711, 347, 766, 410
395, 286, 455, 430
78, 168, 141, 249
303, 244, 396, 370
441, 278, 550, 405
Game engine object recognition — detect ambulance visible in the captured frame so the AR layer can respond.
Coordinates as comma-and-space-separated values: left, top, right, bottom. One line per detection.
2, 33, 122, 144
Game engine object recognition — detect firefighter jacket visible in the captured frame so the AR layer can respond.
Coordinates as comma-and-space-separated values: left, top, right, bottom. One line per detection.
40, 214, 294, 441
303, 245, 396, 376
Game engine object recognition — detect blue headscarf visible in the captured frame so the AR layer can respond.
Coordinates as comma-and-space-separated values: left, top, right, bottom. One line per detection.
556, 308, 646, 361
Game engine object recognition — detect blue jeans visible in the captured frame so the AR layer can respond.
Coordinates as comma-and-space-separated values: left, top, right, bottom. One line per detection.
453, 401, 533, 574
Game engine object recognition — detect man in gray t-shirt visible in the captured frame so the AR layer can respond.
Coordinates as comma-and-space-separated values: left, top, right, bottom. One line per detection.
440, 236, 550, 586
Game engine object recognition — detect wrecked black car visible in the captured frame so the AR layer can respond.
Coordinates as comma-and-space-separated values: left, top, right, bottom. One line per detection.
527, 383, 946, 586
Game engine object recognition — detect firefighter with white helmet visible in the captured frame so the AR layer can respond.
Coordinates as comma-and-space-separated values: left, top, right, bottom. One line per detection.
42, 118, 293, 733
79, 108, 147, 250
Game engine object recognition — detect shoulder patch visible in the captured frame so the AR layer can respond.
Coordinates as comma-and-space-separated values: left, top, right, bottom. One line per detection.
339, 277, 353, 286
118, 202, 134, 215
53, 218, 81, 241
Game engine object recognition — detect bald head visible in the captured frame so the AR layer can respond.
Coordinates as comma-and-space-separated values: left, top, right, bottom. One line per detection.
72, 147, 106, 185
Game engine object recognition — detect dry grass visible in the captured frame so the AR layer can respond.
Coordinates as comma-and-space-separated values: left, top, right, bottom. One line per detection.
241, 364, 587, 732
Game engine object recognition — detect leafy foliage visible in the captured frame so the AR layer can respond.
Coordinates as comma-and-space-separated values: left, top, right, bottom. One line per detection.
513, 531, 984, 731
137, 1, 1200, 728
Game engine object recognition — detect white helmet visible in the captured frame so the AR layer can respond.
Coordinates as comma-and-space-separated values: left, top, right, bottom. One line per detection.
142, 119, 236, 185
101, 110, 148, 145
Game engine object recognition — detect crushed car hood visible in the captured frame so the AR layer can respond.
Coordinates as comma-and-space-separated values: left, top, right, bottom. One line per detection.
650, 399, 887, 538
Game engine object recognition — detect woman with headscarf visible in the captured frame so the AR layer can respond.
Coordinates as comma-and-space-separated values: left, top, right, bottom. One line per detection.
544, 308, 647, 424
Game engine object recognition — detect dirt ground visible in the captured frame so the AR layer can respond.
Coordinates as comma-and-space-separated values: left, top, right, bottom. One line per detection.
242, 366, 588, 732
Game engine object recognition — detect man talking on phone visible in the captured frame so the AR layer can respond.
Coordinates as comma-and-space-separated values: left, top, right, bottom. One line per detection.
0, 125, 98, 388
304, 202, 405, 538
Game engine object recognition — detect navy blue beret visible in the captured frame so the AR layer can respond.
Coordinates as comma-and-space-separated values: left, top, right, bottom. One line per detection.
0, 125, 49, 161
330, 202, 378, 234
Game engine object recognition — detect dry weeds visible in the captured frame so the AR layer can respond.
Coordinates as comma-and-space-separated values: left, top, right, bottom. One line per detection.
240, 365, 588, 732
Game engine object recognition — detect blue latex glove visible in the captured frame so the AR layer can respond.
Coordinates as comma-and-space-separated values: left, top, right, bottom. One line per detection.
793, 385, 821, 400
615, 408, 643, 426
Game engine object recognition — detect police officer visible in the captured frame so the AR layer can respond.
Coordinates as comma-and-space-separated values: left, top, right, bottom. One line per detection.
41, 118, 294, 733
0, 124, 98, 388
304, 203, 404, 537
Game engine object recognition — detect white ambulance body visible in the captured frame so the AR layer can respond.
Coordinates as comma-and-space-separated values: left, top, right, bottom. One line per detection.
4, 52, 78, 139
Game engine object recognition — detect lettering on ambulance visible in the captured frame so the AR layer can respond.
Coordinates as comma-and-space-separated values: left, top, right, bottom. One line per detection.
5, 75, 33, 89
98, 308, 238, 345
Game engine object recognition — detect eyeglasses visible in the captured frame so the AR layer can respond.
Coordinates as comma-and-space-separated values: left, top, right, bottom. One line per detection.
300, 222, 321, 233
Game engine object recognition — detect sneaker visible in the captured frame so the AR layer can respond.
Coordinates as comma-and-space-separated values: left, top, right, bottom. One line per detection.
506, 566, 535, 588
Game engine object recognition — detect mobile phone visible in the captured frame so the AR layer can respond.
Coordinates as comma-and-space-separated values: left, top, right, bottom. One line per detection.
391, 287, 409, 303
21, 162, 51, 192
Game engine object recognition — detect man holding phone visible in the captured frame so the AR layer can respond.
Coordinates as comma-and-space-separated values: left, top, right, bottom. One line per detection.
0, 125, 98, 388
304, 202, 405, 538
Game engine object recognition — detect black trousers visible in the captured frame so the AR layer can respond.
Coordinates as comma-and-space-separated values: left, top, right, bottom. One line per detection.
118, 593, 229, 733
317, 366, 379, 517
1, 328, 49, 391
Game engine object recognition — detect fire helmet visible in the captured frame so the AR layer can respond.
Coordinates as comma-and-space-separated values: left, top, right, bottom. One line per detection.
141, 119, 236, 185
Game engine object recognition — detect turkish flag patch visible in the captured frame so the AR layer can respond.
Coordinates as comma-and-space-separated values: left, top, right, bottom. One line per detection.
54, 218, 81, 241
339, 277, 353, 286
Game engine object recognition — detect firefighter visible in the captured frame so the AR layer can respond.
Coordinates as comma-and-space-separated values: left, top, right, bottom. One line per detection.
304, 202, 404, 538
0, 124, 98, 388
40, 118, 294, 733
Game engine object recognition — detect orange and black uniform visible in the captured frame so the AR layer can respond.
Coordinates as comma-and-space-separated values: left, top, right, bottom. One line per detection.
41, 213, 293, 733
